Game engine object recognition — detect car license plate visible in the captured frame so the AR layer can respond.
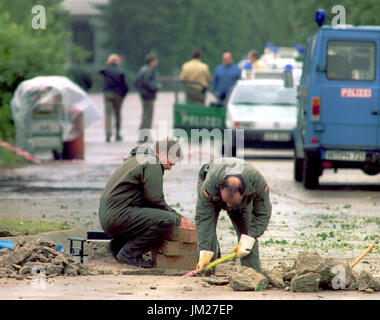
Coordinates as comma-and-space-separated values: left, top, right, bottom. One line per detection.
325, 150, 366, 162
263, 132, 290, 141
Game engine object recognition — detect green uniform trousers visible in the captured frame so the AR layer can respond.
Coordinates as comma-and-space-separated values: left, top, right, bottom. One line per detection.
196, 164, 261, 272
106, 206, 177, 258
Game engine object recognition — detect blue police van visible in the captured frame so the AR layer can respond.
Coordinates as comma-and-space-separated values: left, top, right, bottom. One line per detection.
294, 11, 380, 189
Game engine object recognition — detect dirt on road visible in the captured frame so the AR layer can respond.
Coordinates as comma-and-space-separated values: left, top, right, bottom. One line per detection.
1, 93, 380, 300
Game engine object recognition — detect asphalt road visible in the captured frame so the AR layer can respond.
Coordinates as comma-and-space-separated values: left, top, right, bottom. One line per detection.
0, 92, 379, 299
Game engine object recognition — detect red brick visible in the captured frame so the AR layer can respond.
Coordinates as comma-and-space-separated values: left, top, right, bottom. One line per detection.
158, 240, 197, 256
167, 227, 197, 243
155, 254, 197, 270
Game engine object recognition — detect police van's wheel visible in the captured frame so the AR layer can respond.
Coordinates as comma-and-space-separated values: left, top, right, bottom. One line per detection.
294, 157, 304, 182
303, 154, 319, 189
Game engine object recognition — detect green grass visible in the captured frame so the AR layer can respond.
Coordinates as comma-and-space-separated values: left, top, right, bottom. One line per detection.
0, 217, 72, 236
0, 147, 27, 167
262, 238, 288, 246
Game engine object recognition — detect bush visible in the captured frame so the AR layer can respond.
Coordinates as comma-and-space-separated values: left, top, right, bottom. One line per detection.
0, 1, 69, 143
0, 104, 14, 142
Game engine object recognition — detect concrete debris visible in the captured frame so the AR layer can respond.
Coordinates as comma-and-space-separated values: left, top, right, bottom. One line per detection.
282, 270, 297, 282
291, 272, 321, 292
324, 259, 357, 291
262, 268, 285, 289
222, 252, 378, 293
0, 238, 94, 279
357, 270, 380, 292
202, 276, 229, 286
227, 266, 268, 291
293, 252, 330, 284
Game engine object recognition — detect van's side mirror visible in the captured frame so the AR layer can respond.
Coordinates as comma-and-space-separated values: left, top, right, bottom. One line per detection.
316, 65, 327, 73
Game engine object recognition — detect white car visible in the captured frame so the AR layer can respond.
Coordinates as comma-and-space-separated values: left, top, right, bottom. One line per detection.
225, 79, 297, 153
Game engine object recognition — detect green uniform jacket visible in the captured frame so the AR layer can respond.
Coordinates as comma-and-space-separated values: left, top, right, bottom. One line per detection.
99, 145, 182, 234
195, 158, 272, 251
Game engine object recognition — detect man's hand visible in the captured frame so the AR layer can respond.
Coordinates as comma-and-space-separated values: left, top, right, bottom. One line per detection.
236, 234, 255, 258
180, 217, 195, 229
229, 245, 238, 254
196, 250, 214, 271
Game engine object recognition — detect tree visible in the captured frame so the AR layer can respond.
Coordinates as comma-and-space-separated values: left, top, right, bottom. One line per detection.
0, 0, 70, 141
100, 0, 380, 78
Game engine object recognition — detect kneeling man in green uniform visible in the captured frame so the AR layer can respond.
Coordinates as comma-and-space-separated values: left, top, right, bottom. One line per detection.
99, 137, 194, 268
195, 158, 272, 272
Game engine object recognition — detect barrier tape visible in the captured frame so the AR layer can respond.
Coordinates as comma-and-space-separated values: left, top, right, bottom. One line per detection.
0, 140, 84, 165
0, 140, 40, 164
1, 140, 213, 165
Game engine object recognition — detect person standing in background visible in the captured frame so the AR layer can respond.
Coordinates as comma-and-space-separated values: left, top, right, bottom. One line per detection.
241, 50, 267, 79
100, 54, 129, 142
135, 52, 161, 143
212, 52, 241, 104
180, 48, 211, 104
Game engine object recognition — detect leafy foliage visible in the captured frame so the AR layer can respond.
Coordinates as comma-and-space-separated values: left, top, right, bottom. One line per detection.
0, 0, 68, 142
101, 0, 380, 75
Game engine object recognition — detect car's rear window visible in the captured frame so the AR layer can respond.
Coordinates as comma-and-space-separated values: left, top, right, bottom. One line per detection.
327, 40, 376, 81
232, 85, 297, 105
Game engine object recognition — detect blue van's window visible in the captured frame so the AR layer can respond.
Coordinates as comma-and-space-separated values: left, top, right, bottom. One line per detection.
327, 41, 376, 81
300, 32, 317, 86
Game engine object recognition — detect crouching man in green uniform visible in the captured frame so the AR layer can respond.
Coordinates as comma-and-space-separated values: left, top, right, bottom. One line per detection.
195, 157, 271, 273
99, 137, 194, 268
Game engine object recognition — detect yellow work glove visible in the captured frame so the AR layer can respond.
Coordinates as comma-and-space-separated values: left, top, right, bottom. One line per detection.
196, 250, 214, 271
236, 234, 255, 258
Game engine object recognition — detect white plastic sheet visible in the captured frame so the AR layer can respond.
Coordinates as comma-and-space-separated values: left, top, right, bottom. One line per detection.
10, 76, 101, 152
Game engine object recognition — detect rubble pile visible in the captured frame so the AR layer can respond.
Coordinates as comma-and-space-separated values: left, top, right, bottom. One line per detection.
226, 252, 380, 293
227, 266, 268, 291
0, 239, 94, 280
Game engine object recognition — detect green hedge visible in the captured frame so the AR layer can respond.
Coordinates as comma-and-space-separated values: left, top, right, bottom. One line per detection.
0, 1, 69, 143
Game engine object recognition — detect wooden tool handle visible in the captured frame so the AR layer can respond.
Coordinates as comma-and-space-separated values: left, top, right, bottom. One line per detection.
350, 244, 375, 269
182, 252, 237, 277
205, 252, 237, 269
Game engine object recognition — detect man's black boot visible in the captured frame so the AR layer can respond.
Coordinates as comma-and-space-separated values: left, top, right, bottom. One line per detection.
107, 239, 124, 262
117, 249, 153, 268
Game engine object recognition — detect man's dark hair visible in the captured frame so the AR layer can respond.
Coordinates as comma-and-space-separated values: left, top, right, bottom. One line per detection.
248, 49, 259, 60
145, 52, 157, 64
192, 48, 201, 59
220, 174, 245, 197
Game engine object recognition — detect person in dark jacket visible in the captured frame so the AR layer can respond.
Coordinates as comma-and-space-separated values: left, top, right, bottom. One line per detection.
134, 52, 161, 143
212, 52, 241, 104
100, 54, 129, 142
195, 158, 271, 273
99, 137, 194, 268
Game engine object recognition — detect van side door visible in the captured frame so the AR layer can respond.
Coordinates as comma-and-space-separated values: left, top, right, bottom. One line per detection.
319, 30, 379, 149
296, 32, 318, 158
